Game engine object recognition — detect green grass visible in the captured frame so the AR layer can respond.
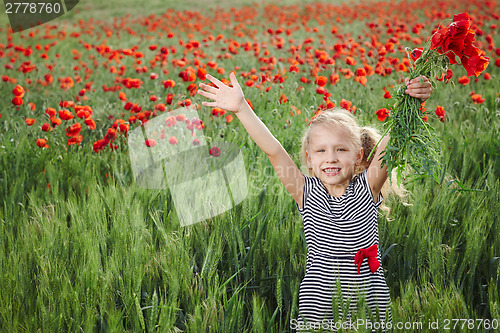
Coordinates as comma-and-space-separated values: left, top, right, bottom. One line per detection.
0, 0, 499, 331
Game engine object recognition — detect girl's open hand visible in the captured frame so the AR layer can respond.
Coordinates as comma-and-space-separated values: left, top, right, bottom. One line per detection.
405, 76, 432, 102
198, 72, 245, 113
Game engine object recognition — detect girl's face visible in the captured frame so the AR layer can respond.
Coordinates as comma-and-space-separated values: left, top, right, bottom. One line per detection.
306, 124, 363, 197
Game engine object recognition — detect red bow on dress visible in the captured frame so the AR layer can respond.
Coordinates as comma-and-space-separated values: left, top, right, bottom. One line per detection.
354, 244, 380, 274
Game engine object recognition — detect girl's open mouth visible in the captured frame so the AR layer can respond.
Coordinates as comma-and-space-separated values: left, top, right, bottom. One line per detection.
323, 167, 341, 176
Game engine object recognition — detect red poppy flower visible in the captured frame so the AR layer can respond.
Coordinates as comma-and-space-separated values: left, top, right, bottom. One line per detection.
59, 110, 74, 120
197, 68, 207, 80
458, 76, 470, 85
67, 135, 83, 146
169, 136, 178, 145
471, 94, 485, 104
145, 139, 157, 147
410, 48, 423, 62
84, 118, 96, 130
36, 138, 48, 148
25, 118, 36, 126
12, 85, 25, 97
12, 96, 23, 106
315, 76, 328, 87
279, 94, 287, 104
93, 139, 109, 153
66, 123, 82, 137
434, 106, 445, 122
41, 123, 52, 132
445, 69, 453, 83
209, 146, 221, 157
376, 108, 389, 121
383, 90, 392, 99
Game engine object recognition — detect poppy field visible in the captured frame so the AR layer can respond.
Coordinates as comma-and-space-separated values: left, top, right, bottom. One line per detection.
0, 0, 499, 331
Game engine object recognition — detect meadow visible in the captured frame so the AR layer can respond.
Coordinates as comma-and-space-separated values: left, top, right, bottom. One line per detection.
0, 0, 499, 331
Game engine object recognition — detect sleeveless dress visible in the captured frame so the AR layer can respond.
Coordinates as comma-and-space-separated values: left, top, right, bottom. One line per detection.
294, 170, 392, 331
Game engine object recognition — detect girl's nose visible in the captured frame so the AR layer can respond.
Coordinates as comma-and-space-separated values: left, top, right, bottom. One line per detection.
327, 151, 338, 162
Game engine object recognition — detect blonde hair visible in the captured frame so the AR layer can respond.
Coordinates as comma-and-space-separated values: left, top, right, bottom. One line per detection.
299, 108, 408, 218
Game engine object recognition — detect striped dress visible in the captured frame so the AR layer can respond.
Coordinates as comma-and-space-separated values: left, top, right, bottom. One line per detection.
294, 170, 392, 331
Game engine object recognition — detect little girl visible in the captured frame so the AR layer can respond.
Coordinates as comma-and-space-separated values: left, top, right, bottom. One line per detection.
197, 73, 431, 331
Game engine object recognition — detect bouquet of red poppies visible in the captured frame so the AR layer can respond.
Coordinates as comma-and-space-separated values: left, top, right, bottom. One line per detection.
375, 12, 490, 184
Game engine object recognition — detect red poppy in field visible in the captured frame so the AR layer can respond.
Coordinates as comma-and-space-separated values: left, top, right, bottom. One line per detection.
471, 94, 485, 104
122, 78, 143, 89
279, 94, 288, 104
36, 138, 48, 148
66, 123, 82, 137
145, 139, 157, 147
315, 75, 328, 87
383, 90, 392, 99
197, 68, 207, 80
52, 118, 62, 127
59, 110, 74, 120
187, 83, 198, 96
435, 106, 445, 122
212, 108, 226, 117
445, 69, 453, 83
345, 56, 356, 66
209, 146, 221, 157
67, 135, 83, 145
105, 128, 117, 140
458, 76, 470, 85
166, 93, 174, 105
12, 96, 23, 106
376, 108, 389, 121
165, 116, 177, 127
25, 118, 36, 126
119, 92, 127, 101
84, 118, 96, 130
12, 85, 25, 97
163, 79, 176, 89
315, 86, 326, 95
226, 114, 233, 123
41, 123, 52, 132
340, 99, 356, 113
169, 136, 178, 145
75, 105, 93, 119
193, 138, 200, 146
93, 139, 109, 153
354, 75, 367, 86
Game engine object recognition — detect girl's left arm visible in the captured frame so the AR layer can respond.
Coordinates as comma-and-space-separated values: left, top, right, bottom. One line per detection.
366, 75, 432, 200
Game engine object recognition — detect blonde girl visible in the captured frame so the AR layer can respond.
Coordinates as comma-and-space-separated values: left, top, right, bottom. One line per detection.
197, 73, 431, 331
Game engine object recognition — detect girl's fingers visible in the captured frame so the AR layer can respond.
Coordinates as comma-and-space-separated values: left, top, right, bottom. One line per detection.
229, 71, 240, 88
205, 74, 225, 88
202, 101, 217, 107
199, 83, 218, 94
197, 89, 216, 100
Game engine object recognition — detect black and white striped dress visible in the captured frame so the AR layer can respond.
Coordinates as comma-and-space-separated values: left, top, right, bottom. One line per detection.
294, 170, 392, 331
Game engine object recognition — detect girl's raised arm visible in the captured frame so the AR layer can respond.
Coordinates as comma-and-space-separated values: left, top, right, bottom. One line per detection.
198, 73, 305, 208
